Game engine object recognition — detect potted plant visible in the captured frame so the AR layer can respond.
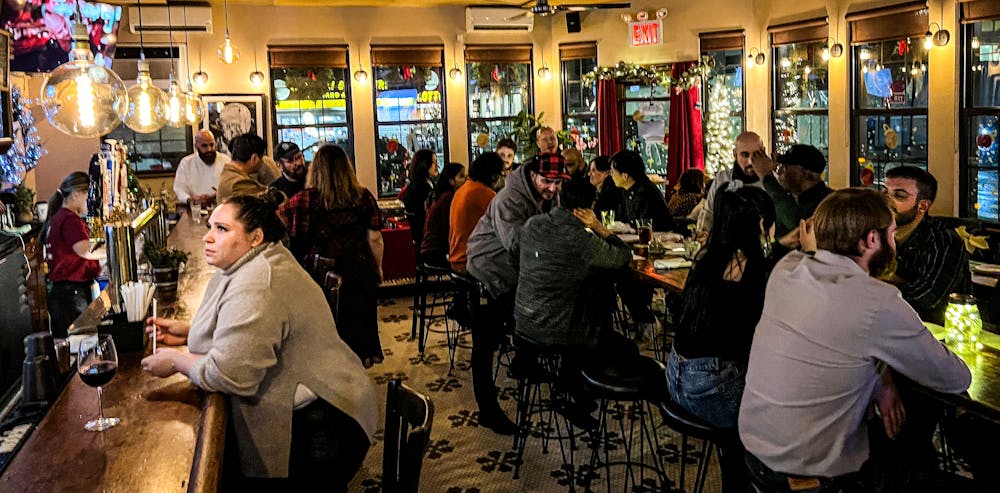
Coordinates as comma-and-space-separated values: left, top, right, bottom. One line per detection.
143, 244, 189, 302
13, 183, 35, 224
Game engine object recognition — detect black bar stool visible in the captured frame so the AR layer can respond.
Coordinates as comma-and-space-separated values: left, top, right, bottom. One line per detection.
410, 262, 456, 359
509, 332, 585, 491
581, 355, 669, 492
657, 398, 722, 493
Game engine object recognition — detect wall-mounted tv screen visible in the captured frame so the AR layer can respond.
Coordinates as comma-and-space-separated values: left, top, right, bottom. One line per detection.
2, 0, 122, 73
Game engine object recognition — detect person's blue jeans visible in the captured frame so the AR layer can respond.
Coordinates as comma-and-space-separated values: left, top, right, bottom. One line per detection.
666, 349, 745, 429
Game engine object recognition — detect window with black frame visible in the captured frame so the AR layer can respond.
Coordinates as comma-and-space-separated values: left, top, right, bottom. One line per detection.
269, 46, 353, 163
466, 45, 533, 163
700, 30, 745, 175
107, 125, 193, 174
848, 4, 930, 188
961, 11, 1000, 222
372, 46, 447, 198
770, 20, 830, 165
560, 43, 598, 162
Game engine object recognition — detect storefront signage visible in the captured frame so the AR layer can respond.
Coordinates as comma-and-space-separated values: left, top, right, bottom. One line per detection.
630, 20, 662, 47
417, 90, 441, 103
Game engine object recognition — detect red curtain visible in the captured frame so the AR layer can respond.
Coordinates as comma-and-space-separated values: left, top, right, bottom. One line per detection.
598, 78, 623, 156
667, 61, 705, 187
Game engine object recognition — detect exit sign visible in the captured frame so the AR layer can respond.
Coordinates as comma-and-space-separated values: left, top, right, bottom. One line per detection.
630, 20, 662, 47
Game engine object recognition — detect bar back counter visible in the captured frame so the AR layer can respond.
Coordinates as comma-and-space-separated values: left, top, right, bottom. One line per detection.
0, 210, 226, 492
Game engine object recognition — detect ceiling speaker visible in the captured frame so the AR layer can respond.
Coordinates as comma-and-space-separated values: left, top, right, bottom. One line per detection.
566, 12, 582, 33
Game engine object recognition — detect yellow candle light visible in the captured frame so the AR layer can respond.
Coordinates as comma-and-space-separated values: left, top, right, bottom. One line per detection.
945, 294, 982, 354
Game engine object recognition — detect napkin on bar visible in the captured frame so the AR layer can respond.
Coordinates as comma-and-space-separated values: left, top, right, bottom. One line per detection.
654, 258, 692, 270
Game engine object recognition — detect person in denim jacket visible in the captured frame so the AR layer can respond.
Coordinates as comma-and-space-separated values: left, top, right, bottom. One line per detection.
666, 182, 777, 493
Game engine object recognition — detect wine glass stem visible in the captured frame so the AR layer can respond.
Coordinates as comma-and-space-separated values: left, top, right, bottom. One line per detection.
97, 386, 105, 421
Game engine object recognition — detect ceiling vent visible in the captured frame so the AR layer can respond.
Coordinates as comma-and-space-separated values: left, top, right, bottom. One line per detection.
127, 5, 212, 33
466, 7, 534, 32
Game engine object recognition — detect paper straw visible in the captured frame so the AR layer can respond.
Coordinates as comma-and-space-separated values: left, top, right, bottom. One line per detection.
152, 298, 158, 354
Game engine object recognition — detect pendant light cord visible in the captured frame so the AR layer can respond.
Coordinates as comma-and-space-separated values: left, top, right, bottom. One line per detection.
136, 0, 145, 60
225, 0, 231, 37
182, 2, 193, 87
166, 2, 176, 80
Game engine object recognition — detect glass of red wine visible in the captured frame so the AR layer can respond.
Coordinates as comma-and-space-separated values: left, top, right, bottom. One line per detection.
77, 334, 120, 432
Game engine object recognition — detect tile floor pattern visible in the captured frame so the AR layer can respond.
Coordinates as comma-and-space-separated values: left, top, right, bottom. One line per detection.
348, 297, 723, 493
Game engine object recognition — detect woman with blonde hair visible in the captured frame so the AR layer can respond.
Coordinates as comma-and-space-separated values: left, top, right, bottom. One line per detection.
278, 144, 384, 367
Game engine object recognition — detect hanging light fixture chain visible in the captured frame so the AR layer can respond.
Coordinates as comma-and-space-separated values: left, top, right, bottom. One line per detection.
166, 0, 176, 80
183, 2, 193, 84
225, 0, 231, 36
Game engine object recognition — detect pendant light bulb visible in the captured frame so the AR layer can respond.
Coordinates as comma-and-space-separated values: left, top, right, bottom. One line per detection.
972, 36, 981, 50
165, 79, 185, 128
183, 90, 206, 126
124, 59, 169, 133
193, 70, 209, 88
41, 23, 128, 137
821, 47, 831, 62
924, 31, 934, 50
354, 68, 369, 83
449, 66, 462, 81
537, 65, 551, 80
249, 70, 265, 85
218, 36, 240, 64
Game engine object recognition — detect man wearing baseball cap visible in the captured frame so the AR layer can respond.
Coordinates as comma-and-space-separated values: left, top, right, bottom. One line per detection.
751, 143, 833, 239
464, 152, 569, 434
270, 142, 307, 199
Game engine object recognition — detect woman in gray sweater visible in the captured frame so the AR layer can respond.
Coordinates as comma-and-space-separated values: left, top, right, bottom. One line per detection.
140, 191, 378, 490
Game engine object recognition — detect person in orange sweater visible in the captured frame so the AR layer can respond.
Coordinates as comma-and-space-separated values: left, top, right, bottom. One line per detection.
449, 152, 503, 272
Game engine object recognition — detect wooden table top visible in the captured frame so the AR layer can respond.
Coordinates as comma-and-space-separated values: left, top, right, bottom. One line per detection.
630, 258, 689, 294
1, 210, 226, 492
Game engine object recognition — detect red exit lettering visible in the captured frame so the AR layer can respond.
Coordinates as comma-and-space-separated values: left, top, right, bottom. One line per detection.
630, 20, 662, 47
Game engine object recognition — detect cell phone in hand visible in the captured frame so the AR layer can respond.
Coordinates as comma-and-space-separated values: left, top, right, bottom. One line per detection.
90, 240, 105, 253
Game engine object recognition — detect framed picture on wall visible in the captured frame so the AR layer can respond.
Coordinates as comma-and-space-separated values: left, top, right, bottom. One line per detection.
199, 94, 267, 156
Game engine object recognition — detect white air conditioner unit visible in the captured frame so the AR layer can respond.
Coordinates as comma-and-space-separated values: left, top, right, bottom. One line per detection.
466, 7, 534, 32
111, 45, 189, 87
128, 6, 213, 33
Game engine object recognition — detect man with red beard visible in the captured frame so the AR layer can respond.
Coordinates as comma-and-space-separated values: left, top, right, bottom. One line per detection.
884, 166, 971, 325
740, 188, 972, 492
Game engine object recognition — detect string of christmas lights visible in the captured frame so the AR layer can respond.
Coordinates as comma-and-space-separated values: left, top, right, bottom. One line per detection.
1, 87, 45, 186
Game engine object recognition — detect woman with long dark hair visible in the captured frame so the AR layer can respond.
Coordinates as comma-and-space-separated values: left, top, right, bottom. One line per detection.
420, 162, 467, 266
278, 145, 385, 367
401, 149, 438, 245
667, 182, 776, 493
41, 171, 106, 338
588, 155, 620, 217
609, 150, 675, 232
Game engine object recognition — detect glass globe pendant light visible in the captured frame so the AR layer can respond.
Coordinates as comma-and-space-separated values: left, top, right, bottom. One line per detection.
217, 0, 240, 64
124, 0, 168, 133
165, 78, 186, 128
180, 2, 205, 126
124, 59, 169, 133
41, 22, 128, 138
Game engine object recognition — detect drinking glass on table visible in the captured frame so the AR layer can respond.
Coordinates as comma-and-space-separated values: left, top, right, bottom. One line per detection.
601, 210, 615, 228
77, 334, 120, 432
636, 218, 653, 244
190, 201, 202, 224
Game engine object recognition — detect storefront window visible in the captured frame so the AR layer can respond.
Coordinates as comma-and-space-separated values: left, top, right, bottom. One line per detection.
466, 46, 533, 163
620, 84, 670, 177
560, 49, 598, 161
962, 20, 1000, 222
373, 60, 447, 197
107, 125, 192, 173
852, 37, 929, 187
270, 66, 352, 162
772, 42, 830, 160
701, 47, 745, 146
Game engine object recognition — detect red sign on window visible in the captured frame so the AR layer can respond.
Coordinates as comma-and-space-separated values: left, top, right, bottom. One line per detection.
630, 20, 662, 47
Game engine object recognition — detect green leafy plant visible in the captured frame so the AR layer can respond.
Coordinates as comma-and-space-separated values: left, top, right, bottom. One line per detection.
13, 183, 34, 212
144, 244, 189, 269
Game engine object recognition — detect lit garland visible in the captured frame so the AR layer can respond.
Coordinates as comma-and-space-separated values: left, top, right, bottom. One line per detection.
583, 56, 713, 91
704, 81, 734, 176
1, 87, 46, 186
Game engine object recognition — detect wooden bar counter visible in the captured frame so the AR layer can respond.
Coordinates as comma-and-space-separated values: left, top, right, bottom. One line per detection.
0, 210, 226, 492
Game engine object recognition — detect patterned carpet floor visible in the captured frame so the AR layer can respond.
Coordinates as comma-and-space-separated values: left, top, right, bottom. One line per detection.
347, 296, 722, 493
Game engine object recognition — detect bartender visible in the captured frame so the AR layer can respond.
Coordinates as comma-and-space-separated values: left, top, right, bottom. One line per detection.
40, 172, 106, 338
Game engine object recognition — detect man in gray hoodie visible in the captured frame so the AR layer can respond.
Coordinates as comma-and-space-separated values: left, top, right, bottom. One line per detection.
465, 153, 568, 434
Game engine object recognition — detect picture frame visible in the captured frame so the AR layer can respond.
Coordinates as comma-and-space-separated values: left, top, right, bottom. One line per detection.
198, 94, 267, 156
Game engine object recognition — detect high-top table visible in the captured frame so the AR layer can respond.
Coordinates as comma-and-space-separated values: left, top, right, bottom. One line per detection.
0, 210, 226, 492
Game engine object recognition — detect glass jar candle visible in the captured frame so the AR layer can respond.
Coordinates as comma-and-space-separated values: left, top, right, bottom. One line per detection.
944, 293, 983, 353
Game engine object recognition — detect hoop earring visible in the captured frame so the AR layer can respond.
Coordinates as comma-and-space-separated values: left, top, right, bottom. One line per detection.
761, 233, 773, 258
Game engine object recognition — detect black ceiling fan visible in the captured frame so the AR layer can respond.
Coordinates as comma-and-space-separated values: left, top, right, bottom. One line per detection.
506, 0, 631, 21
